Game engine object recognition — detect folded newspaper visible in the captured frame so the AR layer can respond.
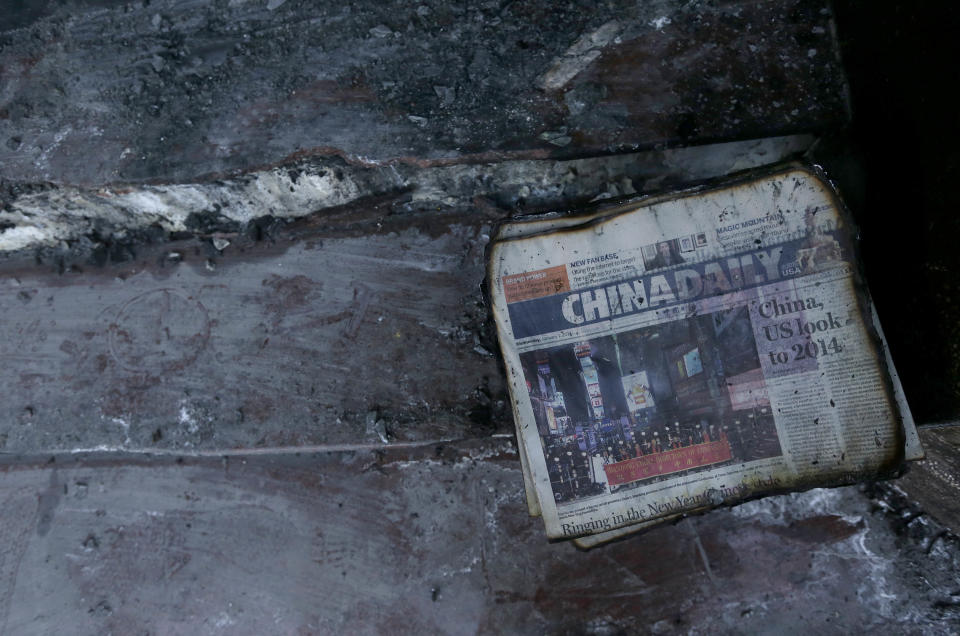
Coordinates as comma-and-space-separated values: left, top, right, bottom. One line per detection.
488, 163, 923, 547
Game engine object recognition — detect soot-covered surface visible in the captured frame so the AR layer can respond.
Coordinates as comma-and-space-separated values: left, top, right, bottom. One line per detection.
0, 0, 846, 185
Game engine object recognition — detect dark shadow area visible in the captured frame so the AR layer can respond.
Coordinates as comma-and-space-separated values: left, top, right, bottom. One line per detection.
821, 0, 960, 423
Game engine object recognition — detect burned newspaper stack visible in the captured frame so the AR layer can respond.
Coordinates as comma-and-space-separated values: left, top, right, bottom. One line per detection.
488, 164, 923, 548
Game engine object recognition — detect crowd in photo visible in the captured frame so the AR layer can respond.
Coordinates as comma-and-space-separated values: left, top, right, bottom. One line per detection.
543, 408, 778, 502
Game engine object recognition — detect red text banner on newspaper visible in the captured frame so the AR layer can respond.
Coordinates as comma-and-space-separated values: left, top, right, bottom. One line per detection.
604, 440, 733, 486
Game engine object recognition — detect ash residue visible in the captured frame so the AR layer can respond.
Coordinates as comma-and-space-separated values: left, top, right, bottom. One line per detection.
0, 136, 812, 254
864, 481, 960, 622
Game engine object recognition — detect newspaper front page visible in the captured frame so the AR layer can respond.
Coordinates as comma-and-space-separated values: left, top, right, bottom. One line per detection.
489, 164, 914, 540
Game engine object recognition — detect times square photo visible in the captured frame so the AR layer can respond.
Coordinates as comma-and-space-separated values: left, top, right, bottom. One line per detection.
520, 306, 784, 504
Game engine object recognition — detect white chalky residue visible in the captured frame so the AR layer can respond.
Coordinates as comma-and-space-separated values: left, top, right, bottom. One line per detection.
179, 403, 200, 435
214, 612, 237, 628
649, 16, 671, 30
111, 417, 131, 446
0, 166, 364, 251
0, 136, 814, 252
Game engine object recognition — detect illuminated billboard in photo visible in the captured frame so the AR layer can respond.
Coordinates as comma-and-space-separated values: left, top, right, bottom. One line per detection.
621, 371, 655, 412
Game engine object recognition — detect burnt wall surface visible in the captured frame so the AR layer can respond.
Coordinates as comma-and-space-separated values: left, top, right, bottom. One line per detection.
0, 0, 846, 185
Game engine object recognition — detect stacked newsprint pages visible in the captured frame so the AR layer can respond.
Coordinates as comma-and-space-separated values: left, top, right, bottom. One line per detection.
488, 163, 924, 548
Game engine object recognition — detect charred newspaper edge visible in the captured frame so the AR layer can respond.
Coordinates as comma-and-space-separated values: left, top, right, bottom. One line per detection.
498, 198, 894, 547
495, 180, 922, 538
572, 509, 707, 549
490, 163, 913, 539
489, 138, 818, 518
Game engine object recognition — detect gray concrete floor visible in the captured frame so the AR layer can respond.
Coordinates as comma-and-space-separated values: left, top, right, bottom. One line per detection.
0, 437, 958, 634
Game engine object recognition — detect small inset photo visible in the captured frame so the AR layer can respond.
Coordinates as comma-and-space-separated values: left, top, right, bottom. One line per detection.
641, 240, 685, 270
